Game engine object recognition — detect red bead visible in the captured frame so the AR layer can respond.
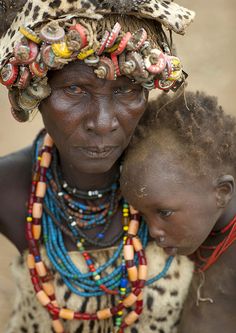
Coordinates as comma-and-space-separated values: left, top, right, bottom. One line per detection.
138, 257, 147, 265
133, 288, 142, 296
31, 184, 36, 193
82, 313, 91, 320
131, 214, 140, 220
51, 307, 60, 316
136, 300, 143, 307
117, 303, 124, 311
126, 260, 134, 268
29, 268, 37, 276
137, 250, 145, 258
121, 323, 128, 329
33, 282, 41, 293
29, 196, 35, 206
40, 167, 47, 176
74, 312, 83, 320
28, 240, 40, 257
28, 239, 37, 248
46, 303, 54, 313
31, 275, 40, 285
125, 237, 133, 246
33, 218, 41, 225
111, 306, 119, 315
135, 306, 143, 315
49, 295, 56, 301
26, 223, 33, 240
131, 280, 138, 288
35, 197, 43, 203
90, 267, 96, 272
90, 314, 98, 321
137, 280, 145, 288
39, 176, 46, 182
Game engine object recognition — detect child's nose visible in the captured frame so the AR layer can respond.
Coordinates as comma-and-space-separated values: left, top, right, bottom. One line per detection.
148, 224, 165, 240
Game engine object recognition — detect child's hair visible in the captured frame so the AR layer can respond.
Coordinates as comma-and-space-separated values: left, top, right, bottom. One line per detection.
126, 91, 236, 177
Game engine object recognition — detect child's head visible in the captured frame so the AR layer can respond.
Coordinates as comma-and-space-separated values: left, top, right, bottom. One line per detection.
121, 91, 236, 256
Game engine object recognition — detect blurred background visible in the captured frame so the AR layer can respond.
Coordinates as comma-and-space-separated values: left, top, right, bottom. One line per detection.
0, 0, 236, 330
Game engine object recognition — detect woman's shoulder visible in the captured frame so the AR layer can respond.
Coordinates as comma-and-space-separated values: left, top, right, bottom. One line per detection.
0, 146, 33, 251
0, 145, 33, 190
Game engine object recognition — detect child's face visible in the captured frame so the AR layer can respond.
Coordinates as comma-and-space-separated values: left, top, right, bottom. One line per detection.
121, 151, 222, 256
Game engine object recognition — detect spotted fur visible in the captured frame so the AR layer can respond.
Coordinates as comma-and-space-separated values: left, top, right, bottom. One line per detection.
0, 0, 195, 68
5, 242, 193, 333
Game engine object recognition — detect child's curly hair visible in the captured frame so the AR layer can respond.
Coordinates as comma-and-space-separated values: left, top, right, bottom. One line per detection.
128, 91, 236, 177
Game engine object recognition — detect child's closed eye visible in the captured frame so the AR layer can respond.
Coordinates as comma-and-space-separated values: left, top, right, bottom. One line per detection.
157, 210, 174, 218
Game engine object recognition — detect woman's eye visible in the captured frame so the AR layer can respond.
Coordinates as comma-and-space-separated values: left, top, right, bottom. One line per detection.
114, 87, 135, 95
64, 85, 85, 95
157, 210, 173, 218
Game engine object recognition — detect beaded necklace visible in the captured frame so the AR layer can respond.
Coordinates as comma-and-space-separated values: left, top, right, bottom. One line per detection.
26, 132, 174, 333
195, 215, 236, 272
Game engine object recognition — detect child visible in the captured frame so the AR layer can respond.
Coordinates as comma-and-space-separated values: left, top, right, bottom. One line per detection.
120, 91, 236, 333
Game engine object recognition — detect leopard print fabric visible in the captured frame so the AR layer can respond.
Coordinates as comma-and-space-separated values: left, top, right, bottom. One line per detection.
5, 242, 193, 333
0, 0, 195, 67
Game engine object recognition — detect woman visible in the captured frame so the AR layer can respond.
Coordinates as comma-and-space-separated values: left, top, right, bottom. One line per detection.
0, 1, 195, 332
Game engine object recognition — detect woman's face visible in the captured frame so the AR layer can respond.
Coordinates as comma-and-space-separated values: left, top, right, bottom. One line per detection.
121, 150, 223, 256
39, 61, 148, 174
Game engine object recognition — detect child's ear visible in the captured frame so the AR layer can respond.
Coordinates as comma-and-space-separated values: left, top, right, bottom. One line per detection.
214, 175, 235, 208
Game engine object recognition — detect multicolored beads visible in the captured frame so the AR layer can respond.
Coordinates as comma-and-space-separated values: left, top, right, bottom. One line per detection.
25, 132, 174, 333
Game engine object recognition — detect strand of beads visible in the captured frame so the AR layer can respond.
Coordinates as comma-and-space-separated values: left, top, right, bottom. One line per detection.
26, 131, 174, 333
26, 134, 65, 333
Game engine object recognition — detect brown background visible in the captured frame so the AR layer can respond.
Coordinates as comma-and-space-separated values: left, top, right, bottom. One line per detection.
0, 1, 236, 331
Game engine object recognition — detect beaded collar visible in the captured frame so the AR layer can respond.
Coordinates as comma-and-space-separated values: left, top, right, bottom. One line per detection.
194, 215, 236, 272
25, 131, 174, 333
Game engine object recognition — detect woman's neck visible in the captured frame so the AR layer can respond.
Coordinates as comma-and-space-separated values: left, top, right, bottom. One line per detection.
59, 158, 120, 191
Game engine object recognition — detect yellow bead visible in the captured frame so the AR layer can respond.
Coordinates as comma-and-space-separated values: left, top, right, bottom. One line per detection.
27, 217, 33, 222
118, 311, 123, 316
123, 213, 129, 217
52, 42, 73, 58
78, 49, 94, 60
37, 156, 42, 161
59, 308, 74, 320
120, 288, 126, 292
123, 226, 129, 231
123, 236, 128, 241
19, 26, 41, 44
123, 208, 129, 212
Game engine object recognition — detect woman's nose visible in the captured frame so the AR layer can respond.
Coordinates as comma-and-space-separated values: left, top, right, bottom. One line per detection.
85, 99, 119, 135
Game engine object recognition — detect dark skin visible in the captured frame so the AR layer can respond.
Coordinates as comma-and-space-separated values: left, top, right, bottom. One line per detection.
121, 142, 236, 333
0, 61, 148, 253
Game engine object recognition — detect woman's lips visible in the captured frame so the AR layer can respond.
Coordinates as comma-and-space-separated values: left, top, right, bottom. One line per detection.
75, 146, 118, 158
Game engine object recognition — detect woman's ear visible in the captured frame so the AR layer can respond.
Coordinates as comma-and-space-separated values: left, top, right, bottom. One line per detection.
214, 175, 235, 208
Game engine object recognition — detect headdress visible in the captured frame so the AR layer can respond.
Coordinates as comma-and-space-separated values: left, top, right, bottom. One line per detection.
0, 0, 195, 122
